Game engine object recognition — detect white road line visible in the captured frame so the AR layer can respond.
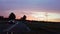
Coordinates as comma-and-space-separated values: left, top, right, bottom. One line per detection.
3, 21, 31, 32
3, 21, 19, 32
20, 21, 31, 31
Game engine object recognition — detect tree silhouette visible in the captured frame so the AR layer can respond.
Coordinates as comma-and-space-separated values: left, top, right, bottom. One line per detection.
9, 12, 16, 20
20, 15, 26, 21
0, 16, 4, 20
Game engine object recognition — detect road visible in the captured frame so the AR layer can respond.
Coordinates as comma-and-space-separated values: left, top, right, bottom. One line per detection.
3, 21, 31, 32
0, 21, 60, 34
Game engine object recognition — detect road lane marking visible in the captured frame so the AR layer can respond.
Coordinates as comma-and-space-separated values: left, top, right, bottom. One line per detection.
3, 21, 31, 32
3, 21, 19, 32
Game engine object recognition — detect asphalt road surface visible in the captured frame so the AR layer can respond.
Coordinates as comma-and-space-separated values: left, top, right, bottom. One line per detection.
0, 21, 60, 34
3, 21, 31, 32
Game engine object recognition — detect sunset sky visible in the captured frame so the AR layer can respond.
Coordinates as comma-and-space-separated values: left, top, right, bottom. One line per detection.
0, 0, 60, 22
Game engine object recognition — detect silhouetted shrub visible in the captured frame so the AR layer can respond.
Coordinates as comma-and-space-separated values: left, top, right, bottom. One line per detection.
9, 12, 16, 20
0, 16, 4, 20
20, 15, 26, 21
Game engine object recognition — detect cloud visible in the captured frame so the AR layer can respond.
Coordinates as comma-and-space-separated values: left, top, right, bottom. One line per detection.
0, 0, 60, 18
0, 0, 60, 11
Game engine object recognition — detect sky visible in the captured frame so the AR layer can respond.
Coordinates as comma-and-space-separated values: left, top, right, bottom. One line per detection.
0, 0, 60, 22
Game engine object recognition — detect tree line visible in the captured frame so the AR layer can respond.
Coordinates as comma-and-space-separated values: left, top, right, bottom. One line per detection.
0, 12, 26, 21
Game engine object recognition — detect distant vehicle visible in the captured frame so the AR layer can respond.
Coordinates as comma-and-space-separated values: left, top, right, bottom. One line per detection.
8, 20, 15, 24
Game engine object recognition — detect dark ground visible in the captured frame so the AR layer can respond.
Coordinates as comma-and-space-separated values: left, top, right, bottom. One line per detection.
0, 20, 60, 34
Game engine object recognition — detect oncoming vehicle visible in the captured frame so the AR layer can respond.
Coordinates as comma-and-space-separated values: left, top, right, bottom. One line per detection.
8, 20, 15, 24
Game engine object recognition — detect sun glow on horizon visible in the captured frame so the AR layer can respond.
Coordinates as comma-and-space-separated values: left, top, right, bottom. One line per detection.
26, 11, 60, 22
1, 10, 60, 22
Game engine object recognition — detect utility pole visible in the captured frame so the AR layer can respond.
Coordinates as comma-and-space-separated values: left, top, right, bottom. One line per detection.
45, 12, 48, 22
